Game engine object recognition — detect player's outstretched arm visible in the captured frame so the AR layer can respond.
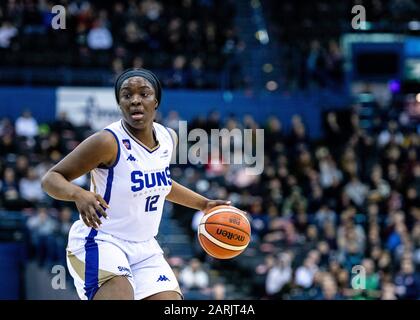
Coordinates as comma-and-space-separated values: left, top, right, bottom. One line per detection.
41, 130, 117, 229
166, 180, 230, 214
164, 128, 229, 212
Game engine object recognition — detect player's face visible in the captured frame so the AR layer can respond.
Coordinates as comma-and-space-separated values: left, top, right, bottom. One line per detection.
118, 77, 158, 130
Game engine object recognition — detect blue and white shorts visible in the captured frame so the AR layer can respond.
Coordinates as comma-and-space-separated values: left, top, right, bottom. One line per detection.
66, 220, 181, 300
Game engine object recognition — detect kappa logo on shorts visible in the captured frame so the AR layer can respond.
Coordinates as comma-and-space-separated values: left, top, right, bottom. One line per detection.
156, 275, 170, 282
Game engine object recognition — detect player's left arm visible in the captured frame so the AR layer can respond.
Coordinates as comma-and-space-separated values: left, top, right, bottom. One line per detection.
165, 127, 230, 213
167, 180, 230, 213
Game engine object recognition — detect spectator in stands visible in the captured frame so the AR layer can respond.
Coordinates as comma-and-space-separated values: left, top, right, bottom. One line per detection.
316, 274, 343, 300
2, 166, 35, 210
265, 116, 284, 150
394, 259, 420, 299
353, 258, 381, 300
163, 110, 182, 131
132, 56, 144, 69
325, 39, 343, 89
295, 252, 319, 289
15, 155, 30, 180
165, 55, 188, 88
55, 207, 74, 266
381, 282, 398, 300
249, 199, 269, 240
378, 120, 404, 148
179, 258, 210, 290
50, 111, 75, 135
318, 151, 343, 190
265, 252, 293, 299
0, 20, 18, 48
314, 204, 337, 229
190, 208, 206, 260
188, 57, 206, 88
305, 40, 327, 89
26, 207, 57, 267
19, 167, 44, 206
288, 115, 308, 149
324, 112, 344, 152
15, 110, 39, 140
0, 117, 14, 136
0, 132, 18, 156
87, 18, 113, 50
344, 176, 369, 209
211, 282, 227, 300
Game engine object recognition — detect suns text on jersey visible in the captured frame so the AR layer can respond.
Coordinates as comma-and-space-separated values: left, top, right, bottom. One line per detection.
130, 166, 172, 192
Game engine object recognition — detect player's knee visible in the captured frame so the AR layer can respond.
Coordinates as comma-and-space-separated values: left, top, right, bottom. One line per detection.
94, 276, 134, 300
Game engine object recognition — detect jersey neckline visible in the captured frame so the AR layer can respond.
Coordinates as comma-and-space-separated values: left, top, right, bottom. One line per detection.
120, 119, 160, 153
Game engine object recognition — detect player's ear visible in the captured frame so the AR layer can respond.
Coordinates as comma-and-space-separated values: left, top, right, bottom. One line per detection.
155, 99, 158, 109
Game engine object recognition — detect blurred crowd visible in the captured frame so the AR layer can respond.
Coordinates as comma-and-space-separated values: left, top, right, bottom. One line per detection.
0, 0, 239, 88
165, 100, 420, 299
265, 0, 420, 92
1, 92, 420, 299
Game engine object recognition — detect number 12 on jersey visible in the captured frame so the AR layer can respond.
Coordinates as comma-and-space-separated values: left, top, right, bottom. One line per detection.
145, 195, 159, 212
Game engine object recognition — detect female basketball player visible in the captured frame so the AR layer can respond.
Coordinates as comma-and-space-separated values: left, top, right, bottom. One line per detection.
41, 68, 230, 300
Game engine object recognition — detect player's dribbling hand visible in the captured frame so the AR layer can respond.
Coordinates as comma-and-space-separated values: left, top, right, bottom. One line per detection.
202, 199, 232, 214
202, 200, 250, 220
74, 190, 109, 229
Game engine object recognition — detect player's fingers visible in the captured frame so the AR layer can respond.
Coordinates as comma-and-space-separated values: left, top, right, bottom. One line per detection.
95, 194, 110, 209
92, 207, 103, 228
94, 203, 108, 220
215, 200, 231, 206
80, 213, 90, 228
85, 212, 96, 229
88, 207, 101, 229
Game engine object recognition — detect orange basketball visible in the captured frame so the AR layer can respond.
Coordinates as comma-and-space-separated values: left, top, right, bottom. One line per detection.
197, 205, 251, 259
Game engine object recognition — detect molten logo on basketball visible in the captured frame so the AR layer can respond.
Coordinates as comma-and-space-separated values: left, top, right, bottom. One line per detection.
216, 228, 245, 242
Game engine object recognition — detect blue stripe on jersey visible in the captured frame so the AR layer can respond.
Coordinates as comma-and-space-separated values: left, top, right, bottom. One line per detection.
103, 167, 114, 204
96, 129, 118, 214
84, 167, 114, 299
103, 128, 120, 168
84, 228, 99, 300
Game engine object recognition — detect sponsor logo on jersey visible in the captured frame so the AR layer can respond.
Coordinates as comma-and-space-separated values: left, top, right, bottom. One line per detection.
127, 154, 137, 161
122, 139, 131, 150
118, 266, 130, 273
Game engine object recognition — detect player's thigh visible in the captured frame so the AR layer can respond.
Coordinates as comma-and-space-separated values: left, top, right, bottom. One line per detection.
67, 237, 135, 300
94, 275, 134, 300
144, 290, 182, 300
131, 253, 182, 300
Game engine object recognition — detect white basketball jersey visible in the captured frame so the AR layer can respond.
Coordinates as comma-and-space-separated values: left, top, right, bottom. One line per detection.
88, 119, 174, 242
